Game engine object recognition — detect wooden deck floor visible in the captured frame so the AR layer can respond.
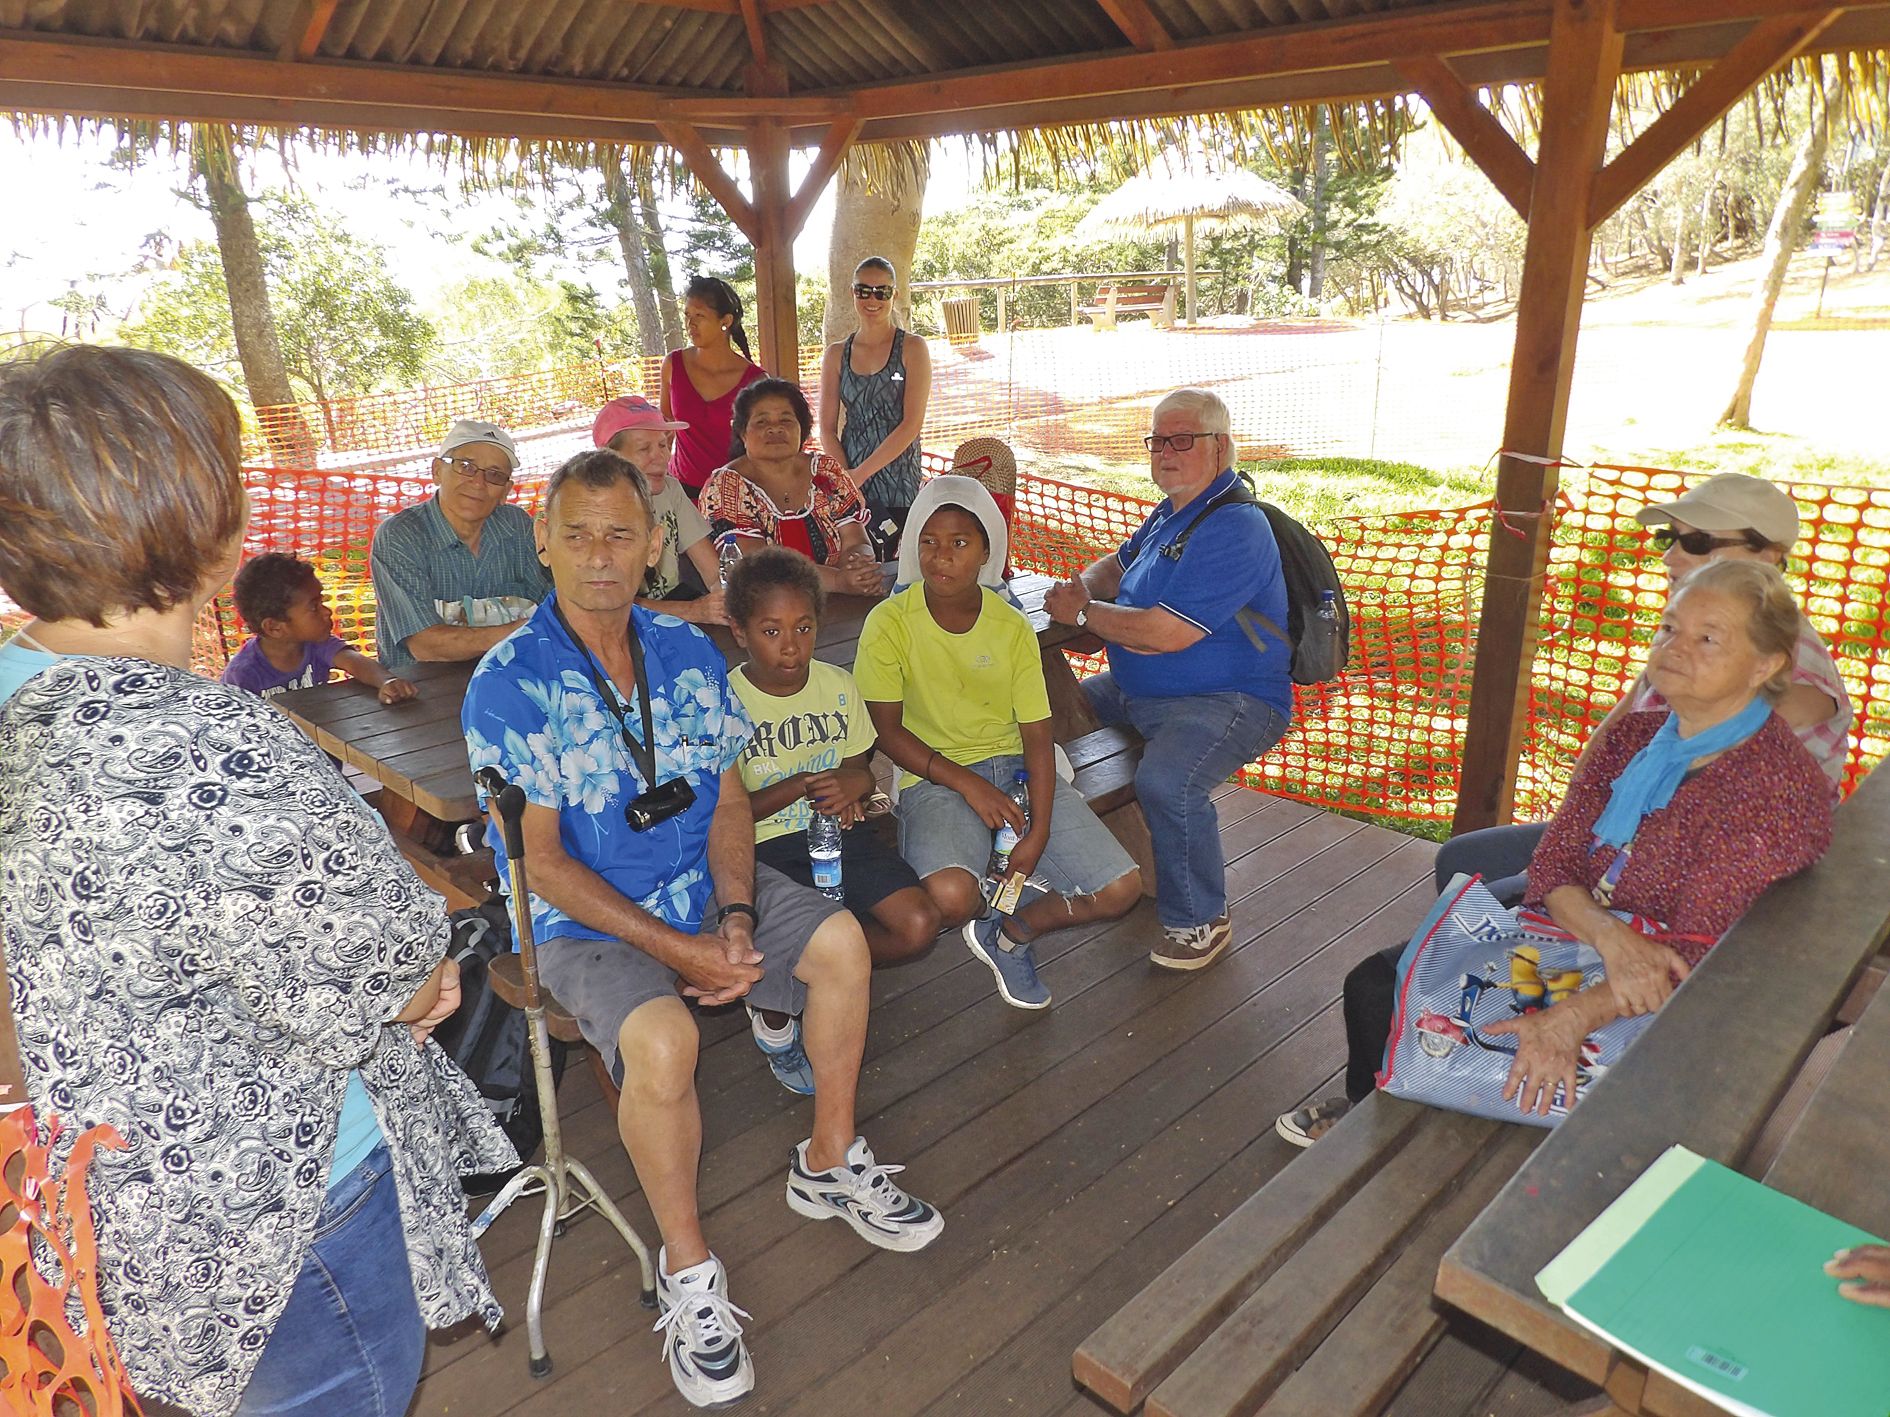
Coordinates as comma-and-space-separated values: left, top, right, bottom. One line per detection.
410, 786, 1561, 1417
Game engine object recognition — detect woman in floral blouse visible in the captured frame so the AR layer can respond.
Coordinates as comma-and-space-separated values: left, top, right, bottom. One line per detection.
0, 345, 513, 1417
697, 377, 886, 597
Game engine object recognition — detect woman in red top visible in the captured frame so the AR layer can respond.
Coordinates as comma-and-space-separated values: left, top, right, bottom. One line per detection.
660, 275, 767, 494
698, 379, 884, 598
1278, 559, 1832, 1142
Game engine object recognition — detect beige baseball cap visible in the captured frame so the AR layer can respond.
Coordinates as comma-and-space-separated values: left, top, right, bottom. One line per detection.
1633, 473, 1799, 547
437, 418, 519, 470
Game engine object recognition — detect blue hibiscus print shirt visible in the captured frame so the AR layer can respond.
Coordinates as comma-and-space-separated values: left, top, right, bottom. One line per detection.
462, 594, 753, 945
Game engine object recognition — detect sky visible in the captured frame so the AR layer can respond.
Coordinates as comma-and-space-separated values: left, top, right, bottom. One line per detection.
0, 127, 986, 340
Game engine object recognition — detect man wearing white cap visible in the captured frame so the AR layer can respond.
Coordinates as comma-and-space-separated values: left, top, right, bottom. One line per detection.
370, 419, 551, 669
592, 395, 727, 626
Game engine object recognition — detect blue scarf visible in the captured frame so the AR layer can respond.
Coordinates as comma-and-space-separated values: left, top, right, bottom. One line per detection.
1591, 696, 1774, 848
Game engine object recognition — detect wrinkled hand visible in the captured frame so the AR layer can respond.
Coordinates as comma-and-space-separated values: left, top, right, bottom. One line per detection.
409, 956, 461, 1046
964, 777, 1027, 834
1483, 1005, 1587, 1118
379, 676, 418, 705
1827, 1245, 1890, 1308
1043, 578, 1091, 625
839, 559, 885, 597
678, 924, 764, 1006
690, 589, 730, 626
1596, 919, 1689, 1016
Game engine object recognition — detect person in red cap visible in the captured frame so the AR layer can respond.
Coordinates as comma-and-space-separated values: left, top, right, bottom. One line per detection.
592, 395, 728, 627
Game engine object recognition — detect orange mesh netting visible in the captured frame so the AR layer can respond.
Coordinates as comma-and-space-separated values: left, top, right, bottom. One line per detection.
0, 1108, 141, 1417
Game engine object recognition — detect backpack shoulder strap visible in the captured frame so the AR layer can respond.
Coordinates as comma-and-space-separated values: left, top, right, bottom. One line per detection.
1160, 473, 1259, 563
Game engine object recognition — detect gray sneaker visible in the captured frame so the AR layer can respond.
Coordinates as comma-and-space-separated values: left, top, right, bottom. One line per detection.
1152, 915, 1233, 971
1275, 1096, 1352, 1149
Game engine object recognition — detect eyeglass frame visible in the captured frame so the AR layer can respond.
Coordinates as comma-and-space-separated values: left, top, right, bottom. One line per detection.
438, 454, 514, 488
1143, 432, 1221, 454
1649, 526, 1769, 556
852, 283, 895, 301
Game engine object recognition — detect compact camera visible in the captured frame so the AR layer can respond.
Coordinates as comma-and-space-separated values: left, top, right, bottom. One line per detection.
625, 775, 696, 832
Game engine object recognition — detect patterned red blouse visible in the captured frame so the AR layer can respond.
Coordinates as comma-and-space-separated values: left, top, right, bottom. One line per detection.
696, 451, 867, 568
1524, 709, 1833, 962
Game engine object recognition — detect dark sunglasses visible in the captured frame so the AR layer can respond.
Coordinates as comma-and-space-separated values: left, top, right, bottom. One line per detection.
1649, 526, 1766, 555
852, 283, 895, 301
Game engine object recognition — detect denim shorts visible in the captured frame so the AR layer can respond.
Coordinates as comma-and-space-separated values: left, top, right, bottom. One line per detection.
896, 754, 1136, 898
235, 1144, 423, 1417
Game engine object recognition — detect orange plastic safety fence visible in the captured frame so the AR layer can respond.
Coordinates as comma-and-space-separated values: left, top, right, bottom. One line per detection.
0, 1108, 142, 1417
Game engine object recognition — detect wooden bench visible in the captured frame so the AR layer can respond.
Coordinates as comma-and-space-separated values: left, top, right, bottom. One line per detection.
1079, 282, 1177, 331
1075, 760, 1890, 1417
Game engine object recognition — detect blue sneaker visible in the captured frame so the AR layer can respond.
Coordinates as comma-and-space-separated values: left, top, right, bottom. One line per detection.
750, 1009, 815, 1095
963, 914, 1051, 1010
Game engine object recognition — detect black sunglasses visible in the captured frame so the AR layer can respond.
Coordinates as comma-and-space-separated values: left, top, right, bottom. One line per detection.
1649, 526, 1766, 555
852, 283, 895, 301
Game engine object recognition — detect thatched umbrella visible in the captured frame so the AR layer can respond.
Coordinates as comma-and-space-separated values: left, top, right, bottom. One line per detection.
1077, 150, 1306, 325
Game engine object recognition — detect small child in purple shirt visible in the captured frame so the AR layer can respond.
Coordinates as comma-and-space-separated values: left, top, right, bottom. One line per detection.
223, 552, 417, 704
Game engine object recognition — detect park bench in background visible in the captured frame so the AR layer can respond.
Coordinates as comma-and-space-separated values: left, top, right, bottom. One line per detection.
1079, 282, 1177, 332
1076, 759, 1890, 1417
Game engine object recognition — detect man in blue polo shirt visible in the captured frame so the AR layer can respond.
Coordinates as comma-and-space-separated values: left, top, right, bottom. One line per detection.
1044, 387, 1291, 971
462, 449, 941, 1410
370, 419, 550, 669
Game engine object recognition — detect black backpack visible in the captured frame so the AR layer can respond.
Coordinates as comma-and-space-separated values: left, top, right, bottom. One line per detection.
432, 896, 568, 1196
1161, 473, 1350, 684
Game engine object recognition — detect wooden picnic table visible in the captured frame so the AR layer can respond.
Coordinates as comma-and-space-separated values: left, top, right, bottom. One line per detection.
275, 571, 1127, 906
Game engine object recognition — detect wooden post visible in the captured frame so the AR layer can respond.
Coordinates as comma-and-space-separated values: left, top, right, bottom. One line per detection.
1183, 213, 1198, 325
1452, 0, 1622, 833
747, 117, 800, 381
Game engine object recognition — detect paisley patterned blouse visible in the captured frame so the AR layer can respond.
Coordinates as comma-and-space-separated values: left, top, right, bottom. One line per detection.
697, 450, 868, 566
0, 659, 516, 1417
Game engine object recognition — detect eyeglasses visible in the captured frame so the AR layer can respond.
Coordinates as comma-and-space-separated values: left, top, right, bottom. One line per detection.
441, 456, 513, 487
1650, 527, 1763, 555
852, 283, 895, 301
1143, 432, 1215, 454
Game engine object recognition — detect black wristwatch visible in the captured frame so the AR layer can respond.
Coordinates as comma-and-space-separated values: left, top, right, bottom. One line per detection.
716, 902, 760, 929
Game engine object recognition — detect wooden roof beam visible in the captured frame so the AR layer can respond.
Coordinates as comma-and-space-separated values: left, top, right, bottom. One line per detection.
1587, 6, 1843, 226
1396, 55, 1535, 221
783, 113, 861, 237
737, 0, 770, 67
278, 0, 343, 63
658, 120, 760, 239
1094, 0, 1176, 50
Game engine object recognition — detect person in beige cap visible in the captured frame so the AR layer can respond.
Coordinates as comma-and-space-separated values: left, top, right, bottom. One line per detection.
369, 419, 550, 668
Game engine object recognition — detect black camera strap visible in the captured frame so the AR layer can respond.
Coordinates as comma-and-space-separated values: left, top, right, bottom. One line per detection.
553, 600, 659, 788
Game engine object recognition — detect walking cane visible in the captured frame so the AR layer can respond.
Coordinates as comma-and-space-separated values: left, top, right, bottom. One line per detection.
467, 767, 657, 1379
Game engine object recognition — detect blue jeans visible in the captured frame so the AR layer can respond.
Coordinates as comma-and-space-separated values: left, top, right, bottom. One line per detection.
235, 1145, 424, 1417
1083, 673, 1289, 929
1433, 822, 1546, 906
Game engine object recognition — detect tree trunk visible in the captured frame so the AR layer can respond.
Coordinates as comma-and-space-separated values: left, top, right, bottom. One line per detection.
193, 129, 312, 460
633, 158, 684, 349
1307, 108, 1331, 301
824, 144, 930, 345
604, 157, 667, 357
1718, 67, 1840, 429
1668, 196, 1689, 284
1866, 155, 1890, 273
1695, 177, 1716, 275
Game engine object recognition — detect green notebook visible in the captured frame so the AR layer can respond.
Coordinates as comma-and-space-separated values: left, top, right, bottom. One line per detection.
1537, 1145, 1890, 1417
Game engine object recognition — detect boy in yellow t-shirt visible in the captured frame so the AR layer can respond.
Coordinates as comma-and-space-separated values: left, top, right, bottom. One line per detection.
853, 477, 1139, 1011
727, 547, 940, 969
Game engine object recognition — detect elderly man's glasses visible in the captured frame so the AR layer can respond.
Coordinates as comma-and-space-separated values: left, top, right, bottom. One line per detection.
1650, 527, 1764, 555
1143, 433, 1214, 454
442, 456, 512, 487
853, 283, 895, 301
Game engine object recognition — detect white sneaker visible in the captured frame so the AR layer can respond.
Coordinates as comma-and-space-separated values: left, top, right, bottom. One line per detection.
653, 1248, 754, 1409
785, 1136, 945, 1252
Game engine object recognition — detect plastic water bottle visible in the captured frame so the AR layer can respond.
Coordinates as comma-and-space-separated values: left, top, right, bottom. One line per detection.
1316, 589, 1340, 625
808, 811, 844, 901
983, 770, 1031, 900
718, 537, 742, 589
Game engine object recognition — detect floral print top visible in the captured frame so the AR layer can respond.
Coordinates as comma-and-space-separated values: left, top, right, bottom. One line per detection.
696, 451, 868, 567
0, 660, 517, 1417
462, 596, 753, 945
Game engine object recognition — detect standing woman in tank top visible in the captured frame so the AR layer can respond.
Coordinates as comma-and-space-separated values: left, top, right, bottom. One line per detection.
818, 256, 932, 558
661, 275, 767, 497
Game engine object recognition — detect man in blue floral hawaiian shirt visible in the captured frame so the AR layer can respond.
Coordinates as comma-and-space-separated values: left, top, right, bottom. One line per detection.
462, 449, 942, 1410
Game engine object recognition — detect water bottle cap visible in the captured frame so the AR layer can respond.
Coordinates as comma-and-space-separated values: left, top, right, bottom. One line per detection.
1319, 589, 1336, 601
1013, 769, 1028, 782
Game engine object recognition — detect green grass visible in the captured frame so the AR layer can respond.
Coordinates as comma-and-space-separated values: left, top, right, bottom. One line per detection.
1585, 431, 1890, 489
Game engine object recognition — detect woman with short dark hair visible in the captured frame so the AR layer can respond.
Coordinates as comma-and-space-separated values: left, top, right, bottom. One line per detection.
0, 344, 513, 1417
698, 377, 884, 598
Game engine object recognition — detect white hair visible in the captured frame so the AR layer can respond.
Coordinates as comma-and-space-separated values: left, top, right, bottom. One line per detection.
1151, 388, 1236, 458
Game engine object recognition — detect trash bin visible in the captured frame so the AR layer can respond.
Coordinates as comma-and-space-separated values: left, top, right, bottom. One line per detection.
942, 295, 981, 347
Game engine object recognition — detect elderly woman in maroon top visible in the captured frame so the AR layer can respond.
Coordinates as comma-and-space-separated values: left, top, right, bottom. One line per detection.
1279, 558, 1833, 1142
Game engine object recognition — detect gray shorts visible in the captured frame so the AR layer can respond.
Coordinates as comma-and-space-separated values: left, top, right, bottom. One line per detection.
537, 863, 845, 1084
896, 754, 1137, 899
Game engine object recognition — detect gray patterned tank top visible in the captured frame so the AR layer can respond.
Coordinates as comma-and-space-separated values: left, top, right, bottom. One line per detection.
839, 328, 922, 510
